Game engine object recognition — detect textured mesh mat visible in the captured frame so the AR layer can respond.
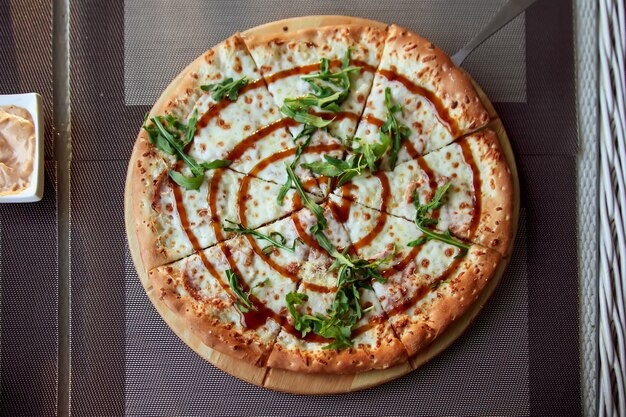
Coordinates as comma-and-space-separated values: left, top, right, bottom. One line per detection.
0, 1, 58, 415
64, 0, 580, 416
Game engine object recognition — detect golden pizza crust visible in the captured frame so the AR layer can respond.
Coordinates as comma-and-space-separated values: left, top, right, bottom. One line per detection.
266, 311, 408, 374
130, 133, 175, 272
266, 334, 407, 374
392, 246, 501, 356
149, 265, 274, 366
383, 24, 490, 134
463, 129, 515, 257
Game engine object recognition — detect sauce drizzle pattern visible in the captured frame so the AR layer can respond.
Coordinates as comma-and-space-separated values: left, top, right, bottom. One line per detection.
353, 172, 390, 249
377, 69, 460, 137
264, 59, 377, 84
159, 62, 484, 345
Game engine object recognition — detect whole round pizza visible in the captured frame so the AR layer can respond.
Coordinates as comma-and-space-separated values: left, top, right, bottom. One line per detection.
126, 18, 516, 382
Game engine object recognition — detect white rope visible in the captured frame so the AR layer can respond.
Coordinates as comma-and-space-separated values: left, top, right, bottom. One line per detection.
598, 0, 626, 415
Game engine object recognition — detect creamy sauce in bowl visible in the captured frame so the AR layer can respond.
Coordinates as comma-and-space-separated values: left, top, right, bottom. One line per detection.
0, 105, 35, 195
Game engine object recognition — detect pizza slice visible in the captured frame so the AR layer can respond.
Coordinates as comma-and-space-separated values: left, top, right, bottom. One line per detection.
149, 202, 357, 367
353, 24, 490, 170
243, 24, 386, 141
268, 271, 407, 373
167, 33, 337, 197
332, 129, 514, 257
327, 195, 501, 357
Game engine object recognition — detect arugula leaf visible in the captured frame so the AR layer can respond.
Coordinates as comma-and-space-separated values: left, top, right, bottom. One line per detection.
280, 100, 334, 128
407, 183, 471, 254
301, 53, 362, 106
285, 289, 355, 350
300, 57, 362, 84
152, 117, 204, 175
223, 220, 300, 254
303, 155, 351, 177
285, 292, 312, 334
280, 49, 360, 126
304, 136, 390, 186
313, 230, 355, 270
143, 110, 232, 189
168, 170, 204, 190
182, 109, 198, 147
143, 120, 176, 155
143, 112, 188, 155
285, 230, 394, 350
323, 240, 394, 292
201, 77, 249, 101
381, 87, 411, 169
199, 159, 232, 170
225, 269, 254, 313
285, 163, 327, 232
277, 124, 316, 204
415, 182, 451, 220
408, 227, 470, 256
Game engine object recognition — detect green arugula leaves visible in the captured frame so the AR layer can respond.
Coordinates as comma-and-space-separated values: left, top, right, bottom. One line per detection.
407, 183, 471, 255
278, 50, 362, 203
280, 49, 361, 128
304, 135, 390, 186
143, 109, 231, 190
285, 163, 327, 233
168, 170, 205, 190
285, 168, 395, 349
277, 125, 316, 204
201, 76, 249, 101
285, 246, 393, 350
223, 220, 301, 255
226, 269, 254, 313
381, 87, 411, 170
286, 289, 358, 350
302, 87, 409, 184
281, 99, 335, 128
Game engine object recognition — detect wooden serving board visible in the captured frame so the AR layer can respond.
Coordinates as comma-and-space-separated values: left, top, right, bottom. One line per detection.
124, 15, 520, 395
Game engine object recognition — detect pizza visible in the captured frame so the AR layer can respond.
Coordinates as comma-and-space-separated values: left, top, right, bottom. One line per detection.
127, 21, 515, 376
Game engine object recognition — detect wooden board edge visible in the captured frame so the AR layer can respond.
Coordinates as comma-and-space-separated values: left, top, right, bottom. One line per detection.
264, 361, 413, 394
123, 15, 521, 395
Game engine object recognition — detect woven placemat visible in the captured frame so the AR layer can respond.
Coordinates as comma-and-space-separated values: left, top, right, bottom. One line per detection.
65, 0, 580, 415
0, 1, 58, 415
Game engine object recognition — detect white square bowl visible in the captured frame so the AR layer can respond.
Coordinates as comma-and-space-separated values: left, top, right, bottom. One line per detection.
0, 93, 44, 203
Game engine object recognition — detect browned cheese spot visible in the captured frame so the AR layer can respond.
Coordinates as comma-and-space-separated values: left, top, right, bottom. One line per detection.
233, 56, 242, 72
217, 118, 231, 129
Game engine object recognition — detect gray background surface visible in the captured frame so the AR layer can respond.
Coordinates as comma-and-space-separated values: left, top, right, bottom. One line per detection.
124, 0, 526, 105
